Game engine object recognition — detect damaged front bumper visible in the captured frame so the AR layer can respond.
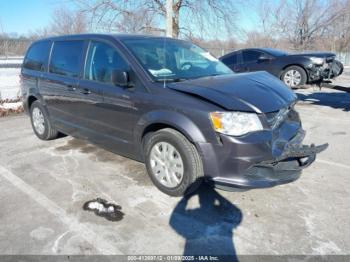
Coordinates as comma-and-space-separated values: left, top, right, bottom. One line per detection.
307, 59, 344, 82
258, 142, 328, 170
202, 128, 328, 191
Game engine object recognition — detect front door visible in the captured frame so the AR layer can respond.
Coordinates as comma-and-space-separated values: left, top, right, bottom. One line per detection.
79, 40, 144, 156
242, 50, 271, 73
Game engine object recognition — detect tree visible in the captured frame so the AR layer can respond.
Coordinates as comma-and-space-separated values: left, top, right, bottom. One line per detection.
27, 7, 89, 40
249, 0, 350, 51
325, 0, 350, 52
109, 7, 161, 34
50, 7, 88, 35
74, 0, 238, 39
190, 36, 237, 56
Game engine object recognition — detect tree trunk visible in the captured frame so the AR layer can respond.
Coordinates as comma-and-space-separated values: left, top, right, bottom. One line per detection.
172, 11, 179, 38
171, 0, 180, 38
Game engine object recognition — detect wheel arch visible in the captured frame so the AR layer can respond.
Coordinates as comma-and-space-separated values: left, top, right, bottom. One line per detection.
27, 95, 38, 109
134, 110, 207, 160
25, 88, 45, 110
280, 64, 309, 80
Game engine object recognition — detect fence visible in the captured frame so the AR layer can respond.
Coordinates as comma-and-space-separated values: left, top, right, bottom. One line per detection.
0, 39, 349, 66
336, 52, 350, 66
0, 39, 32, 58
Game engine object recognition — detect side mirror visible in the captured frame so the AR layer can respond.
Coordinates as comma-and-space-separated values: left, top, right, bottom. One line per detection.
111, 70, 129, 87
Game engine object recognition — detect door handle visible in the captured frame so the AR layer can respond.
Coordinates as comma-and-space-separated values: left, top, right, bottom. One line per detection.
122, 94, 130, 99
66, 86, 76, 91
64, 81, 76, 91
80, 88, 91, 95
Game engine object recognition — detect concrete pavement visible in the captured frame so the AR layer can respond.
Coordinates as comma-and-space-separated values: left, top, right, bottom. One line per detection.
0, 88, 349, 256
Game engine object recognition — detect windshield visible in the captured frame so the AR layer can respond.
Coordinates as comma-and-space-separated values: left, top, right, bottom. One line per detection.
122, 38, 232, 81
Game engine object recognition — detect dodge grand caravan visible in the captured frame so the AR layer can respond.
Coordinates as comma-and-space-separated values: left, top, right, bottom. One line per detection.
21, 34, 327, 196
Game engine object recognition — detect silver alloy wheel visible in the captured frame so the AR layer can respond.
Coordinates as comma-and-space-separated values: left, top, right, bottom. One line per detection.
32, 107, 45, 135
149, 142, 184, 188
283, 69, 302, 87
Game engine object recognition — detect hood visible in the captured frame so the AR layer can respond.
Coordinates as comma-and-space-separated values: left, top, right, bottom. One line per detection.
290, 52, 335, 58
168, 71, 297, 113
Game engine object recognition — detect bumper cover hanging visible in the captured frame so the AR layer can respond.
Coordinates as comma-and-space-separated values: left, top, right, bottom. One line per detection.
258, 143, 329, 171
210, 141, 329, 190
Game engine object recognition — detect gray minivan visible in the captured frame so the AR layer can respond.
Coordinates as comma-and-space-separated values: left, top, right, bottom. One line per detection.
21, 34, 327, 196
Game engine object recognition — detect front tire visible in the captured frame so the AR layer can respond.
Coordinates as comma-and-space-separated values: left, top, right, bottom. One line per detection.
144, 128, 203, 196
281, 66, 307, 88
30, 101, 59, 140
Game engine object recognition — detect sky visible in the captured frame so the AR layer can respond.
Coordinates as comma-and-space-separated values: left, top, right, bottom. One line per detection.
0, 0, 258, 37
0, 0, 75, 36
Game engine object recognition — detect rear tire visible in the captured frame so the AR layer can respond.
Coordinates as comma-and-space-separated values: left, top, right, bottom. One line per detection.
281, 66, 307, 88
144, 128, 203, 196
30, 101, 59, 140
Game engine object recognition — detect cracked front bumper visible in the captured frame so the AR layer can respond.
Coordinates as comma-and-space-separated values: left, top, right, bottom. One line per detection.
199, 124, 328, 190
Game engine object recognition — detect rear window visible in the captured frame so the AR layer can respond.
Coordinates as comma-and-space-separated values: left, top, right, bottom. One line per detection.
49, 40, 84, 77
23, 41, 51, 71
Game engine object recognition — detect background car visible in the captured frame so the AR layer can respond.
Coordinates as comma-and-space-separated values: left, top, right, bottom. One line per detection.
220, 48, 344, 87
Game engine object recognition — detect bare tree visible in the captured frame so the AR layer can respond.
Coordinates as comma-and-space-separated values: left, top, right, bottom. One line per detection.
27, 6, 89, 40
112, 7, 161, 34
190, 36, 237, 57
74, 0, 238, 39
27, 27, 51, 40
244, 31, 278, 48
50, 7, 88, 35
0, 19, 4, 36
250, 0, 350, 51
324, 0, 350, 52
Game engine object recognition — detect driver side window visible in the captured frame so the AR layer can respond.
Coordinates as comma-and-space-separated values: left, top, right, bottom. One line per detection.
84, 41, 128, 84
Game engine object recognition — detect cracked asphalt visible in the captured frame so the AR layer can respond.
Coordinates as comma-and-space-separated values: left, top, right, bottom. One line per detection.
0, 87, 349, 256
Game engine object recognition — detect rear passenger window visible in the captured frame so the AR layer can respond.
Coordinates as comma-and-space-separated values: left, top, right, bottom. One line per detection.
49, 41, 84, 77
84, 41, 129, 84
243, 51, 262, 63
23, 41, 51, 71
222, 54, 238, 65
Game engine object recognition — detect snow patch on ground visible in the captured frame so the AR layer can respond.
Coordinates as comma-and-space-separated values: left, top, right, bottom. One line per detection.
83, 198, 124, 222
0, 59, 23, 65
0, 68, 21, 100
0, 101, 22, 110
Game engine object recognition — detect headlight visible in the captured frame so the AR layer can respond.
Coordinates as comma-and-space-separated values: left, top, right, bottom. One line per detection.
209, 111, 263, 136
310, 57, 324, 65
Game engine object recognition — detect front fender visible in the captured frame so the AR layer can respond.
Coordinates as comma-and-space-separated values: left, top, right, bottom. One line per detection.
134, 110, 208, 146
